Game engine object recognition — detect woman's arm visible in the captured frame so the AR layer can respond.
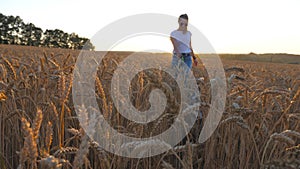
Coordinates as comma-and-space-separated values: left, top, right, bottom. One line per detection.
190, 40, 198, 66
190, 40, 196, 60
170, 37, 181, 58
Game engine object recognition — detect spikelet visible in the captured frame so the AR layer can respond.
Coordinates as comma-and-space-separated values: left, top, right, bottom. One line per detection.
260, 89, 290, 98
67, 128, 81, 137
172, 144, 199, 153
43, 51, 49, 65
286, 144, 300, 152
18, 119, 30, 169
220, 115, 250, 130
45, 121, 53, 154
89, 140, 107, 157
63, 74, 73, 102
95, 76, 108, 116
220, 115, 244, 125
1, 55, 17, 80
48, 58, 60, 69
54, 147, 78, 156
225, 66, 245, 73
138, 71, 144, 93
39, 155, 70, 169
58, 71, 66, 102
63, 53, 71, 67
271, 133, 295, 146
32, 109, 43, 140
50, 101, 59, 120
20, 117, 38, 168
108, 101, 113, 114
0, 63, 7, 81
281, 130, 300, 139
39, 57, 44, 73
236, 121, 250, 130
0, 91, 7, 101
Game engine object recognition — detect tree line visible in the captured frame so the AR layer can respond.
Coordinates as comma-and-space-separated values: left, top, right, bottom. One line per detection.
0, 13, 94, 50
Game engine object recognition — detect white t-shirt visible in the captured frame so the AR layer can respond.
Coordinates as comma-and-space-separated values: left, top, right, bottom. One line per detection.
170, 30, 192, 53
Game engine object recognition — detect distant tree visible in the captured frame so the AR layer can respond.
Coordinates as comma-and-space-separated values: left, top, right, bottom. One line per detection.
248, 52, 257, 55
0, 13, 94, 50
0, 15, 25, 45
42, 29, 54, 47
67, 33, 94, 50
81, 38, 95, 50
0, 14, 10, 44
49, 29, 65, 48
69, 32, 80, 49
21, 23, 43, 47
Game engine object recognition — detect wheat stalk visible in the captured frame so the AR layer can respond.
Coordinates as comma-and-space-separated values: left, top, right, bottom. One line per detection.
45, 121, 53, 155
58, 71, 65, 148
95, 76, 108, 117
1, 55, 16, 80
19, 117, 38, 169
32, 109, 43, 140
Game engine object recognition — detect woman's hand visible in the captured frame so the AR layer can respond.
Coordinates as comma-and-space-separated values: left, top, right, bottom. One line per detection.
193, 56, 198, 66
176, 53, 182, 58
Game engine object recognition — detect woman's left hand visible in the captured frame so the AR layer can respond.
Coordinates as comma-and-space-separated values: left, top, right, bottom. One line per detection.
193, 57, 198, 66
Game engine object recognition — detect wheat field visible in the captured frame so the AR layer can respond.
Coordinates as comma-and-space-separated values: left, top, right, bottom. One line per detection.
0, 44, 299, 169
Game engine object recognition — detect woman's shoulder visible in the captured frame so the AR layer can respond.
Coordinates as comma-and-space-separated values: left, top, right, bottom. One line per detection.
170, 30, 179, 34
170, 30, 191, 36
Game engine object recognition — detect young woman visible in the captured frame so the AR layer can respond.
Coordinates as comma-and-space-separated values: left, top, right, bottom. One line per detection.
170, 14, 197, 69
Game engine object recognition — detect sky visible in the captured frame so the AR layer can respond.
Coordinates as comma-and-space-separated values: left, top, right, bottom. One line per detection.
1, 0, 300, 54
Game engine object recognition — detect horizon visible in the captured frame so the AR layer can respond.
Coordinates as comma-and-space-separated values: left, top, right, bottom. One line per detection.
2, 43, 300, 56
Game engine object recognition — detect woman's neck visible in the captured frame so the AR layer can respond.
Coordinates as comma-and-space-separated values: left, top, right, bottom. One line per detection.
177, 28, 186, 31
177, 28, 187, 33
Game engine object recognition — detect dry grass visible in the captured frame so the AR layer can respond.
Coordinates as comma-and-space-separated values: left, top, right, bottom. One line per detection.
0, 44, 299, 169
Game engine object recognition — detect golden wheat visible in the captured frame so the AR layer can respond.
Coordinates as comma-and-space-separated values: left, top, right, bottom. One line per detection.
0, 45, 299, 169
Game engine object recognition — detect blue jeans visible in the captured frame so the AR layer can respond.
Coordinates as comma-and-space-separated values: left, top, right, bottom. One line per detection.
171, 54, 192, 83
171, 54, 192, 69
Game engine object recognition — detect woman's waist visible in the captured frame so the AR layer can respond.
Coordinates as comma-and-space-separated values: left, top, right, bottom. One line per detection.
173, 48, 192, 54
180, 52, 191, 56
173, 52, 191, 56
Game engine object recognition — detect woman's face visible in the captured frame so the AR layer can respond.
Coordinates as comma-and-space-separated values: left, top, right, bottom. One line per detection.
178, 18, 188, 29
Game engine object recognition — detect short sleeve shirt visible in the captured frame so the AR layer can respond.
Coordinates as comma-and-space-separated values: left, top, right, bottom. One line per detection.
170, 30, 192, 53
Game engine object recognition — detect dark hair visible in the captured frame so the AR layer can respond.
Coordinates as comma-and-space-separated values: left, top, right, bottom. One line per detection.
179, 14, 188, 20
